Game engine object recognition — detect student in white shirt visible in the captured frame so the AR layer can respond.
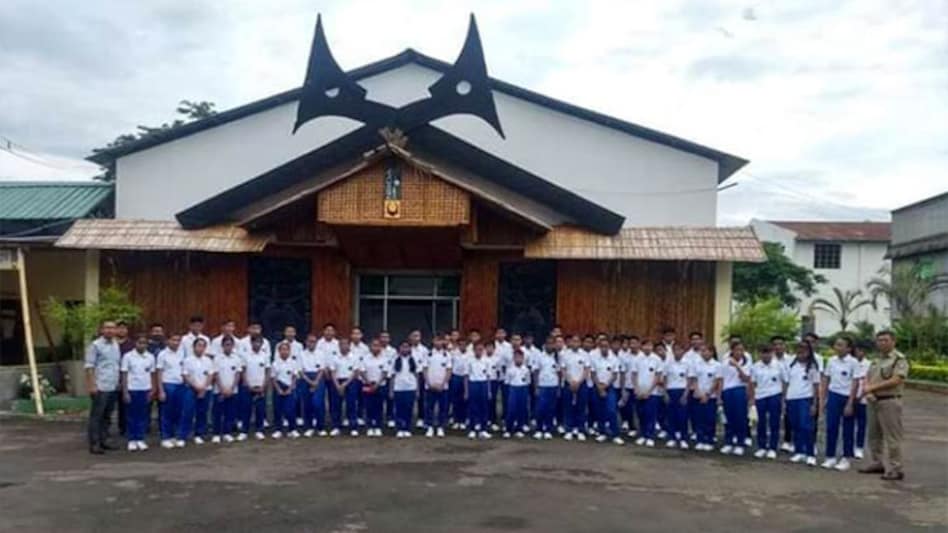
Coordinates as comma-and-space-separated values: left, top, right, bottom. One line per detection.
121, 335, 156, 451
632, 340, 663, 446
361, 339, 390, 437
209, 319, 238, 358
181, 315, 210, 360
521, 334, 542, 424
181, 337, 214, 444
618, 335, 640, 438
449, 338, 470, 430
424, 334, 453, 437
532, 337, 560, 440
465, 342, 494, 439
852, 342, 872, 459
211, 336, 242, 443
503, 350, 531, 439
238, 321, 271, 359
378, 330, 397, 428
408, 329, 430, 429
349, 326, 370, 426
329, 339, 360, 437
720, 340, 752, 456
484, 341, 503, 430
749, 344, 788, 459
821, 336, 862, 471
390, 342, 420, 438
771, 335, 797, 453
240, 335, 270, 440
281, 325, 305, 425
156, 333, 186, 449
560, 335, 591, 441
653, 342, 669, 440
582, 334, 599, 434
590, 338, 624, 445
683, 331, 705, 438
271, 341, 300, 439
786, 341, 821, 466
494, 328, 514, 423
663, 344, 691, 449
689, 344, 722, 451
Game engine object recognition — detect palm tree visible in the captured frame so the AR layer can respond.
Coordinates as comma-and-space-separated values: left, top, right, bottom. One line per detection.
808, 287, 874, 332
867, 264, 948, 318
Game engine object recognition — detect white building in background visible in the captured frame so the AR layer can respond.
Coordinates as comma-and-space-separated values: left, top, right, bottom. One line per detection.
751, 220, 891, 336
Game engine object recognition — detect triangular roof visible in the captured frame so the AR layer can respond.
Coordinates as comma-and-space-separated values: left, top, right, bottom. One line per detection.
88, 49, 747, 181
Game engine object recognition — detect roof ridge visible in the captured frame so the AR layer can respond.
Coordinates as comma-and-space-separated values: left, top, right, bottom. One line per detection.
0, 180, 111, 187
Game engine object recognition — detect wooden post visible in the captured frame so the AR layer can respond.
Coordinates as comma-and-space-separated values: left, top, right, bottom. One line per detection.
16, 248, 44, 415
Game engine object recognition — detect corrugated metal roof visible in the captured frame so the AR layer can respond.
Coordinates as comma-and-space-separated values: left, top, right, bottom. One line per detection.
0, 181, 112, 220
524, 225, 766, 262
768, 220, 891, 242
55, 219, 271, 253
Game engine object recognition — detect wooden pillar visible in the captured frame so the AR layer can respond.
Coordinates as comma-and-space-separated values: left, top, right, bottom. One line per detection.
16, 248, 44, 415
713, 261, 733, 350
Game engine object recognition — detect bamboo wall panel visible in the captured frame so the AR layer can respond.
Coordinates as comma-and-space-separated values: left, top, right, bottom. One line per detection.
312, 248, 351, 332
556, 260, 715, 339
318, 162, 470, 227
460, 250, 522, 333
333, 227, 462, 269
103, 251, 248, 333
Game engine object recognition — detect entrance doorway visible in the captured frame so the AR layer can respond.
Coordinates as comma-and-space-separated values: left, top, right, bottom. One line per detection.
498, 260, 556, 340
248, 257, 312, 343
355, 273, 459, 342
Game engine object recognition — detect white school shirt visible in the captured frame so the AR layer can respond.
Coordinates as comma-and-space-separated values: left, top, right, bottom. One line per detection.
390, 356, 419, 392
181, 332, 210, 359
584, 348, 601, 386
182, 355, 214, 389
156, 347, 185, 385
410, 343, 430, 368
271, 356, 298, 387
633, 353, 664, 395
450, 347, 469, 376
560, 348, 589, 384
683, 348, 702, 367
209, 334, 235, 358
281, 339, 304, 369
121, 350, 155, 391
524, 345, 542, 372
300, 347, 328, 374
721, 356, 752, 390
691, 358, 722, 398
467, 356, 493, 383
425, 349, 453, 388
854, 357, 871, 404
331, 353, 358, 381
621, 351, 639, 390
361, 354, 390, 385
824, 354, 861, 397
591, 352, 620, 387
785, 360, 820, 400
243, 349, 270, 388
315, 337, 340, 361
751, 359, 787, 400
485, 354, 502, 380
534, 352, 560, 388
663, 357, 691, 391
611, 353, 626, 390
494, 340, 513, 372
238, 336, 271, 359
505, 364, 531, 386
350, 341, 371, 364
213, 352, 243, 394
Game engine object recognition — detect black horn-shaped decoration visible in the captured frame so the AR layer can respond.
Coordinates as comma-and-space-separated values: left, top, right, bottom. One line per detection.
293, 13, 504, 139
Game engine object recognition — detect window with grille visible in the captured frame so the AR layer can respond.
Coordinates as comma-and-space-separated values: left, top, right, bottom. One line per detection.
813, 243, 841, 269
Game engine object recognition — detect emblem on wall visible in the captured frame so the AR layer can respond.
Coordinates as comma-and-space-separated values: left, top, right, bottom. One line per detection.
293, 14, 505, 139
383, 160, 402, 219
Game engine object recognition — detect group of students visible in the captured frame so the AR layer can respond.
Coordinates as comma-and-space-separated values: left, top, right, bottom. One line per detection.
87, 317, 874, 471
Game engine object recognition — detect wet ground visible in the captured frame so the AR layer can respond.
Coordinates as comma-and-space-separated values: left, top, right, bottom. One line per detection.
0, 389, 946, 532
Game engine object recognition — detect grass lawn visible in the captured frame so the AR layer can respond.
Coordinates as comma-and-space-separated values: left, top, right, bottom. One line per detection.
12, 395, 90, 415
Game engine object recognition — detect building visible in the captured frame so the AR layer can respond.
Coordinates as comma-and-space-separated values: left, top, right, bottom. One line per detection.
49, 17, 763, 346
888, 191, 948, 314
751, 219, 891, 335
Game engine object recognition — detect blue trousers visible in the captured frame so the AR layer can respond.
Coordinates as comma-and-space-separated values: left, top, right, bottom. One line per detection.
425, 389, 449, 429
636, 395, 659, 439
416, 376, 426, 422
656, 391, 668, 433
394, 390, 416, 431
596, 387, 619, 438
666, 388, 688, 441
213, 393, 237, 436
505, 385, 529, 433
536, 386, 558, 433
855, 402, 867, 449
755, 394, 782, 450
787, 397, 815, 456
330, 380, 359, 429
529, 383, 538, 422
825, 391, 855, 458
562, 384, 588, 432
468, 381, 490, 430
125, 390, 150, 441
354, 377, 365, 421
239, 385, 268, 433
181, 388, 210, 439
620, 391, 636, 430
450, 375, 467, 425
722, 386, 749, 445
586, 384, 598, 430
385, 390, 394, 424
299, 374, 327, 430
365, 385, 385, 429
489, 381, 501, 425
273, 383, 296, 431
693, 397, 717, 444
159, 383, 185, 440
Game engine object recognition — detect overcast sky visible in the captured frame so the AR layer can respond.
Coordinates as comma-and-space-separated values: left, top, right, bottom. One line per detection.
1, 0, 944, 224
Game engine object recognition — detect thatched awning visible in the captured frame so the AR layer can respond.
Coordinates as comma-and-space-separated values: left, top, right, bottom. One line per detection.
55, 219, 271, 253
524, 225, 765, 262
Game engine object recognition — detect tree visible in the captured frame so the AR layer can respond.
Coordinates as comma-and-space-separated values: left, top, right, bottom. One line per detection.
733, 242, 826, 307
867, 263, 948, 318
91, 100, 217, 181
44, 285, 142, 360
808, 287, 873, 331
722, 296, 800, 350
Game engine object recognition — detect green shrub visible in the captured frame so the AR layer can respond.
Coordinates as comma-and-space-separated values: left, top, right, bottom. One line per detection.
44, 284, 142, 360
909, 364, 948, 383
722, 297, 799, 350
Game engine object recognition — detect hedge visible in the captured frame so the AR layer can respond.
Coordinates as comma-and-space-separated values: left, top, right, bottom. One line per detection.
909, 364, 948, 383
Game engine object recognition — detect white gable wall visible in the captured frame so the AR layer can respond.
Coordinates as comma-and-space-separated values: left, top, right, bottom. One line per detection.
116, 63, 720, 226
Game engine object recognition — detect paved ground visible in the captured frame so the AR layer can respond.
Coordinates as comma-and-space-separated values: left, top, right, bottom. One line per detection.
1, 390, 946, 532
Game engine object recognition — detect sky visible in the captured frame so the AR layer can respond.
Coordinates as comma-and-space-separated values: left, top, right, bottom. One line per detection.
0, 0, 945, 225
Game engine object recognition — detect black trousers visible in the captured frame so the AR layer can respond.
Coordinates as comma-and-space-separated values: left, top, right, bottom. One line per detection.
88, 391, 118, 447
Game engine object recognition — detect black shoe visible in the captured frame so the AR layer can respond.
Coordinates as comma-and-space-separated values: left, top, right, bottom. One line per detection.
89, 445, 105, 455
858, 464, 884, 474
101, 441, 119, 451
881, 471, 904, 481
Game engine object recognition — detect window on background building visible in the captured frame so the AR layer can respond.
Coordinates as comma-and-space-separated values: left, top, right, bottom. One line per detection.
813, 243, 841, 269
355, 274, 459, 342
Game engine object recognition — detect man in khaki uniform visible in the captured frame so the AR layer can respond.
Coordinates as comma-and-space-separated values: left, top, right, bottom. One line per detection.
858, 330, 909, 481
